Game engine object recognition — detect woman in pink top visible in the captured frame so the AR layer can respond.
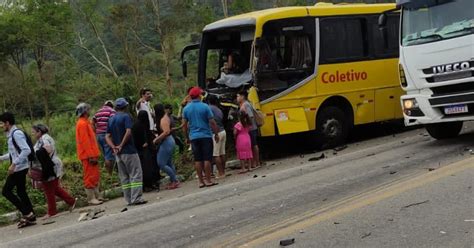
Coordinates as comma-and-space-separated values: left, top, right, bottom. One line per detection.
234, 111, 253, 174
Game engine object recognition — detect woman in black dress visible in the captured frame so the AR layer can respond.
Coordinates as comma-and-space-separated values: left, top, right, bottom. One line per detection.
132, 110, 160, 192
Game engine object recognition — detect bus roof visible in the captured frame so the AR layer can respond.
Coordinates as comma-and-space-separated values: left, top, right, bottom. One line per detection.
203, 3, 396, 33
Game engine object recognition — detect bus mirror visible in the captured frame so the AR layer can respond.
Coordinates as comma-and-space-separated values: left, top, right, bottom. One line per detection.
182, 61, 188, 78
378, 13, 387, 28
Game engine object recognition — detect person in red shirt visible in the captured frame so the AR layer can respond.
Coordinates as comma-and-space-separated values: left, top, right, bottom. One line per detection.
75, 103, 102, 205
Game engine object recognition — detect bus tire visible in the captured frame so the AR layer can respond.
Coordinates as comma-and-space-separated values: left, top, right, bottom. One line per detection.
425, 121, 463, 140
316, 106, 351, 148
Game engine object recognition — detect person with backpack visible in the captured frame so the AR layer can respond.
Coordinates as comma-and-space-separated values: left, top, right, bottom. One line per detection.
236, 90, 261, 170
75, 103, 103, 206
0, 112, 36, 228
32, 124, 77, 219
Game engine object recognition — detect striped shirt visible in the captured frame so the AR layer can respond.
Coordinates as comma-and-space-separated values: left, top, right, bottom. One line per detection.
93, 105, 116, 134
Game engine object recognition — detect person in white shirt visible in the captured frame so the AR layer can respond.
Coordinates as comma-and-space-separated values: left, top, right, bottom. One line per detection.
135, 88, 156, 132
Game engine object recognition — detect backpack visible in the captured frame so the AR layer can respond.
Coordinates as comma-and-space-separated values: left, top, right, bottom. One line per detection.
251, 105, 265, 127
11, 129, 36, 163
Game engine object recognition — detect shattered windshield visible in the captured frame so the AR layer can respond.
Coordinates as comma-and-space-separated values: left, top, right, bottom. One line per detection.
401, 0, 474, 46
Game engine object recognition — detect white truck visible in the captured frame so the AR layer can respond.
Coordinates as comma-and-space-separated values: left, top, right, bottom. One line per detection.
381, 0, 473, 139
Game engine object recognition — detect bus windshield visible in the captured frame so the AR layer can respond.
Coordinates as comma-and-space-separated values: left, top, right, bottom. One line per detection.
200, 27, 255, 91
401, 0, 474, 46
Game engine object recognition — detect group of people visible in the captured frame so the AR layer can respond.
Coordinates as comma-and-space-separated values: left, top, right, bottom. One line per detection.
0, 85, 262, 228
0, 112, 77, 228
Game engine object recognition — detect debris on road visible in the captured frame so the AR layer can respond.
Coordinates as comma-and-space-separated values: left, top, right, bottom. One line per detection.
279, 238, 295, 246
77, 213, 88, 222
440, 231, 446, 234
299, 230, 305, 234
77, 208, 105, 222
334, 145, 348, 152
427, 168, 436, 172
308, 153, 325, 161
388, 218, 394, 222
366, 153, 376, 157
334, 222, 340, 225
121, 208, 128, 212
402, 200, 429, 209
190, 215, 195, 218
464, 220, 474, 222
382, 166, 390, 169
42, 221, 55, 225
262, 175, 266, 178
390, 171, 397, 175
253, 175, 258, 178
361, 232, 371, 239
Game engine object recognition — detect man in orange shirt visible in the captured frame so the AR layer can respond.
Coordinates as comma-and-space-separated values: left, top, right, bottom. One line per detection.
75, 103, 102, 205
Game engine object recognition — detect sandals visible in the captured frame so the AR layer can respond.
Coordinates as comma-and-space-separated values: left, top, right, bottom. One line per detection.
205, 182, 219, 187
17, 214, 37, 229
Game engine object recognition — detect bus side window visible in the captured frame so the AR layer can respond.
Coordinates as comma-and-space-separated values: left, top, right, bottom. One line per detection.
320, 18, 369, 64
256, 17, 316, 100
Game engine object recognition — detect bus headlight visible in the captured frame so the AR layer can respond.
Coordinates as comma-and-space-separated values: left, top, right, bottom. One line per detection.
399, 64, 408, 88
403, 98, 418, 110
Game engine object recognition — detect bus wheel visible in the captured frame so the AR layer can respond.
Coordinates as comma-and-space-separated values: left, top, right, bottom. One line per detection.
425, 121, 463, 140
316, 106, 350, 148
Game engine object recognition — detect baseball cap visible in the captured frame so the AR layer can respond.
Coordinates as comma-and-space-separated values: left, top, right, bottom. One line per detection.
189, 87, 202, 98
115, 98, 129, 108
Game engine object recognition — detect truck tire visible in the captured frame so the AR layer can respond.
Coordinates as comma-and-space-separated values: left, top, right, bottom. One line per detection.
316, 106, 351, 148
425, 121, 463, 140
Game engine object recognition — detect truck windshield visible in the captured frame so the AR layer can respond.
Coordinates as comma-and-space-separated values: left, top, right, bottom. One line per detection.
401, 0, 473, 46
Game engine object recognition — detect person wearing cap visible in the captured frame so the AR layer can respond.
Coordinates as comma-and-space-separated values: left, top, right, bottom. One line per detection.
135, 87, 156, 132
92, 100, 116, 175
31, 124, 77, 219
182, 87, 220, 188
75, 103, 102, 205
106, 98, 147, 205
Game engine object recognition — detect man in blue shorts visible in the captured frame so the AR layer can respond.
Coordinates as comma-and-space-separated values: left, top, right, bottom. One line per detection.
183, 87, 220, 188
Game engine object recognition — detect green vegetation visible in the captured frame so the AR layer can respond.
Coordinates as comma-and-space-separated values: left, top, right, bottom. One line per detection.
0, 0, 395, 216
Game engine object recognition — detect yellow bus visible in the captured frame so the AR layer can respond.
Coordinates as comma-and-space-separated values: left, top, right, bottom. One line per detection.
181, 3, 402, 147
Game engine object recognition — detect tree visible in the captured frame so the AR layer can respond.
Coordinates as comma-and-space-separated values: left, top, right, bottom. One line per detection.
109, 3, 145, 91
221, 0, 229, 17
0, 12, 35, 119
71, 0, 120, 80
230, 0, 254, 15
21, 0, 73, 124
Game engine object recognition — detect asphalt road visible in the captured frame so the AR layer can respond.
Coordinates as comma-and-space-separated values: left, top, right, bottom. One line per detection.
1, 123, 473, 248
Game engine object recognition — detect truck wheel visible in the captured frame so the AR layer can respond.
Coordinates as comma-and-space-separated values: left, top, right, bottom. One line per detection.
316, 106, 351, 148
425, 121, 463, 140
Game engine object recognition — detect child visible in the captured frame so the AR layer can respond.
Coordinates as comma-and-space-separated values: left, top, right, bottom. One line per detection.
234, 111, 253, 174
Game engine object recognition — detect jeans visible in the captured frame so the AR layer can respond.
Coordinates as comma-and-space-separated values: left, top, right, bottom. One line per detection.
2, 169, 33, 215
157, 136, 177, 183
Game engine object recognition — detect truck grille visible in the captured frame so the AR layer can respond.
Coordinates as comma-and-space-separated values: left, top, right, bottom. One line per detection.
423, 61, 474, 83
429, 93, 474, 107
425, 71, 473, 83
431, 82, 474, 96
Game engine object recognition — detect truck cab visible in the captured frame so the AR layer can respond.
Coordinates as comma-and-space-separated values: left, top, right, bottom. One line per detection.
395, 0, 474, 139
